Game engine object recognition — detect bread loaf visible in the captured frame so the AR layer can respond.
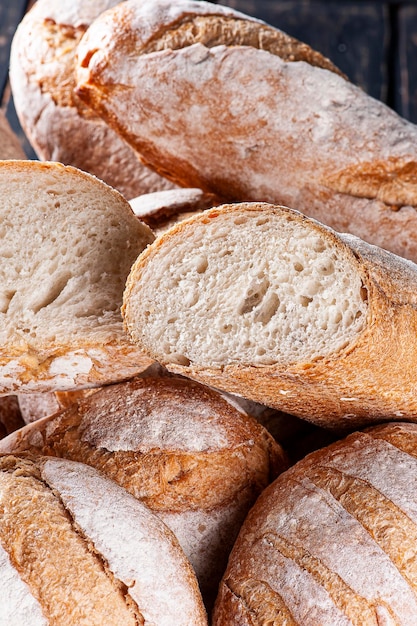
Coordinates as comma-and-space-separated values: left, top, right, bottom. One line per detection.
122, 201, 417, 429
76, 0, 417, 261
0, 375, 287, 611
9, 0, 177, 199
0, 110, 26, 159
0, 453, 208, 625
213, 421, 417, 625
0, 159, 155, 395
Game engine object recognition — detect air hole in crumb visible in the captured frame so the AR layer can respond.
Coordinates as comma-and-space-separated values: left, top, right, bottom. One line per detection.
196, 256, 208, 273
256, 347, 266, 356
355, 310, 363, 319
221, 324, 232, 333
317, 260, 334, 276
254, 292, 280, 324
233, 216, 247, 225
360, 286, 368, 302
238, 279, 269, 315
293, 262, 304, 272
299, 295, 313, 307
54, 201, 60, 208
256, 217, 268, 226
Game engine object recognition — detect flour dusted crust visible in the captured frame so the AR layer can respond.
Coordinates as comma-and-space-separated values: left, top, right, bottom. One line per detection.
0, 454, 207, 625
76, 0, 417, 261
9, 0, 177, 199
0, 110, 26, 160
213, 422, 417, 625
0, 160, 155, 394
0, 375, 286, 610
122, 202, 417, 429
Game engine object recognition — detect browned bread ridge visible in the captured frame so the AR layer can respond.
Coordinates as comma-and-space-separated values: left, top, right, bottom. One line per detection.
213, 421, 417, 625
0, 159, 155, 395
122, 202, 417, 430
0, 453, 208, 624
0, 375, 287, 611
76, 0, 417, 261
9, 0, 177, 199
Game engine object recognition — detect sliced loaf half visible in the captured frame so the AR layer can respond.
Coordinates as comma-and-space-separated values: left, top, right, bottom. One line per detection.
0, 160, 154, 394
123, 202, 417, 429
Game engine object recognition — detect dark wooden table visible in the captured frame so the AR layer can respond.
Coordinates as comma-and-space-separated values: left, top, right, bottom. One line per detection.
2, 0, 417, 157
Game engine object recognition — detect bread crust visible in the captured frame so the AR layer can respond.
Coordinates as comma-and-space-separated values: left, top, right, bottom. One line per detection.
123, 203, 417, 429
0, 453, 208, 624
213, 422, 417, 625
76, 0, 417, 261
10, 0, 177, 199
0, 375, 286, 611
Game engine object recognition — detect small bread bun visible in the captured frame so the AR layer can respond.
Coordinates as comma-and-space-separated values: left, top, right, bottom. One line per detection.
0, 453, 208, 625
213, 422, 417, 624
0, 375, 287, 610
0, 160, 155, 394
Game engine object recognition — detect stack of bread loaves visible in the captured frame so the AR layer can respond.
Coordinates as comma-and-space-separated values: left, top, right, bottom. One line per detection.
6, 0, 417, 623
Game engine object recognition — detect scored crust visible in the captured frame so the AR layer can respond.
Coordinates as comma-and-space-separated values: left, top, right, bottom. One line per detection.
213, 422, 417, 625
0, 375, 286, 610
0, 454, 208, 625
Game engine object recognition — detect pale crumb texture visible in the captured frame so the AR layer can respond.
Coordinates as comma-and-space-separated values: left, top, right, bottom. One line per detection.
0, 160, 155, 393
213, 423, 417, 625
124, 204, 367, 367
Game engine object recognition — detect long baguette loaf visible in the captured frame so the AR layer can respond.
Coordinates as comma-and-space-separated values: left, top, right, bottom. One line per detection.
0, 159, 155, 395
123, 202, 417, 430
213, 422, 417, 625
0, 454, 208, 625
0, 375, 286, 611
9, 0, 177, 199
76, 0, 417, 261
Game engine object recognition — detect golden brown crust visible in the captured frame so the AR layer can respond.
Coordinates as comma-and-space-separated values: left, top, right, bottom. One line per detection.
213, 422, 417, 625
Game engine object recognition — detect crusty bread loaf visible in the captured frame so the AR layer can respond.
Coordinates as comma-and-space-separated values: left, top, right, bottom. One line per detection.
213, 421, 417, 625
122, 202, 417, 429
0, 453, 208, 625
76, 0, 417, 261
0, 159, 155, 395
0, 110, 26, 159
9, 0, 177, 199
0, 375, 286, 611
129, 187, 219, 235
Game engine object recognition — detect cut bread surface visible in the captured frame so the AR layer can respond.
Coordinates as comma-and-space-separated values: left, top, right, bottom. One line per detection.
124, 204, 368, 368
0, 160, 155, 393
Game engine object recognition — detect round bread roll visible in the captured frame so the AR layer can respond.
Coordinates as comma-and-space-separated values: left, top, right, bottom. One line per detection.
0, 110, 26, 159
0, 159, 155, 395
9, 0, 177, 199
213, 421, 417, 625
0, 453, 207, 625
0, 375, 287, 610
